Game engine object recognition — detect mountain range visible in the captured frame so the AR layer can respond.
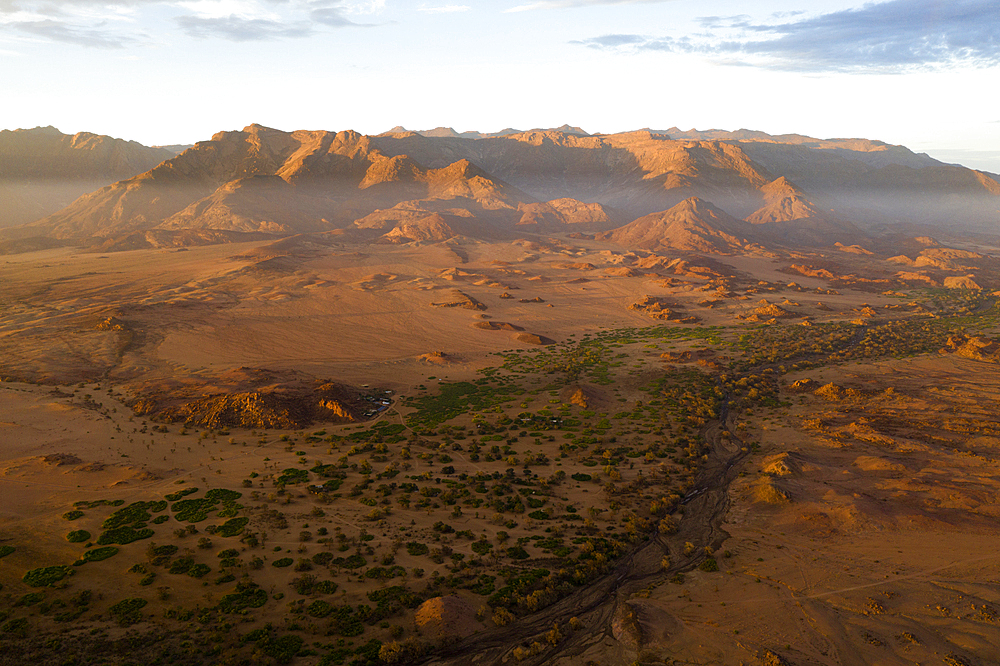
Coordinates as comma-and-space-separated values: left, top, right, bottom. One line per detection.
2, 123, 998, 254
0, 126, 175, 230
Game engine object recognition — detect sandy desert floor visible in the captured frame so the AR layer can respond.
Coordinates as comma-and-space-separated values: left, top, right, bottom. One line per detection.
2, 234, 999, 666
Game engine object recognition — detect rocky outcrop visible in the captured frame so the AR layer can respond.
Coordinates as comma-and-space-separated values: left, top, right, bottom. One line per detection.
943, 275, 982, 290
131, 380, 362, 429
516, 333, 555, 345
942, 334, 1000, 363
629, 295, 699, 322
473, 321, 523, 331
431, 290, 487, 310
414, 596, 480, 639
740, 299, 797, 322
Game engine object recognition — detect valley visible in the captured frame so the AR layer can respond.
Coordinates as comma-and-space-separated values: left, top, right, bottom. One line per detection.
1, 124, 1000, 666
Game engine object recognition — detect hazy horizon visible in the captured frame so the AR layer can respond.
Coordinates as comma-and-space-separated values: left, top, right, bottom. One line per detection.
4, 121, 999, 175
2, 0, 998, 171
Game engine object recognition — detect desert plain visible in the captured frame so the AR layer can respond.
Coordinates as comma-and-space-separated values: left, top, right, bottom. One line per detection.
1, 125, 1000, 666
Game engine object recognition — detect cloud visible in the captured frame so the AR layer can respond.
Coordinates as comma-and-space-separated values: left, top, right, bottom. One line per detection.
14, 18, 138, 47
176, 14, 313, 40
506, 0, 671, 12
574, 0, 1000, 72
341, 0, 384, 14
571, 33, 646, 48
311, 4, 358, 27
417, 4, 470, 13
1, 0, 371, 45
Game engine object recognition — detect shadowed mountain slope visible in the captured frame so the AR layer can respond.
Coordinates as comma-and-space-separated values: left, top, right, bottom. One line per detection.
5, 124, 999, 249
0, 126, 174, 229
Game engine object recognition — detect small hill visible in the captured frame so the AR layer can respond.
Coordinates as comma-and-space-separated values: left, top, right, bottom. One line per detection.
598, 197, 750, 254
746, 177, 824, 225
746, 177, 861, 245
381, 213, 456, 243
516, 198, 613, 231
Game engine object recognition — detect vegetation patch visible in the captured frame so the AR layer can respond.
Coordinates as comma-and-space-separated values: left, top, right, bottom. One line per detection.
80, 546, 119, 563
218, 582, 268, 613
102, 501, 165, 530
66, 530, 91, 543
108, 598, 147, 627
97, 526, 154, 545
277, 468, 309, 485
164, 487, 199, 502
216, 517, 248, 537
405, 542, 429, 556
188, 563, 211, 578
15, 592, 45, 607
23, 566, 71, 587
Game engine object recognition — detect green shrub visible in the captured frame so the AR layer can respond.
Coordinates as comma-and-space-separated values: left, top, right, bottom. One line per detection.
171, 498, 214, 522
102, 502, 156, 529
148, 544, 178, 566
405, 542, 428, 556
272, 558, 293, 568
66, 530, 91, 543
164, 487, 198, 501
261, 634, 304, 664
2, 617, 28, 637
306, 600, 333, 618
62, 511, 84, 521
205, 489, 243, 502
470, 575, 495, 595
312, 552, 334, 566
151, 515, 169, 525
109, 598, 147, 627
23, 566, 71, 587
15, 592, 45, 607
188, 563, 211, 578
333, 554, 367, 569
276, 468, 309, 486
168, 557, 194, 575
506, 546, 529, 560
218, 582, 267, 613
81, 547, 119, 563
699, 558, 719, 572
216, 517, 248, 537
98, 526, 154, 545
0, 545, 15, 558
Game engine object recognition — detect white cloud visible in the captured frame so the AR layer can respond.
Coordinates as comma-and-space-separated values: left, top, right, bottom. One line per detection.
418, 4, 470, 13
574, 0, 1000, 73
342, 0, 385, 14
506, 0, 669, 12
0, 0, 373, 45
176, 0, 271, 20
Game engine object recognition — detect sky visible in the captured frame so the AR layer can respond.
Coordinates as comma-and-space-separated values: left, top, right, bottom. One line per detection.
1, 0, 998, 171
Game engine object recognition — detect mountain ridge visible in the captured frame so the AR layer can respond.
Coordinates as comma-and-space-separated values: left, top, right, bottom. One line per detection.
3, 124, 998, 252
